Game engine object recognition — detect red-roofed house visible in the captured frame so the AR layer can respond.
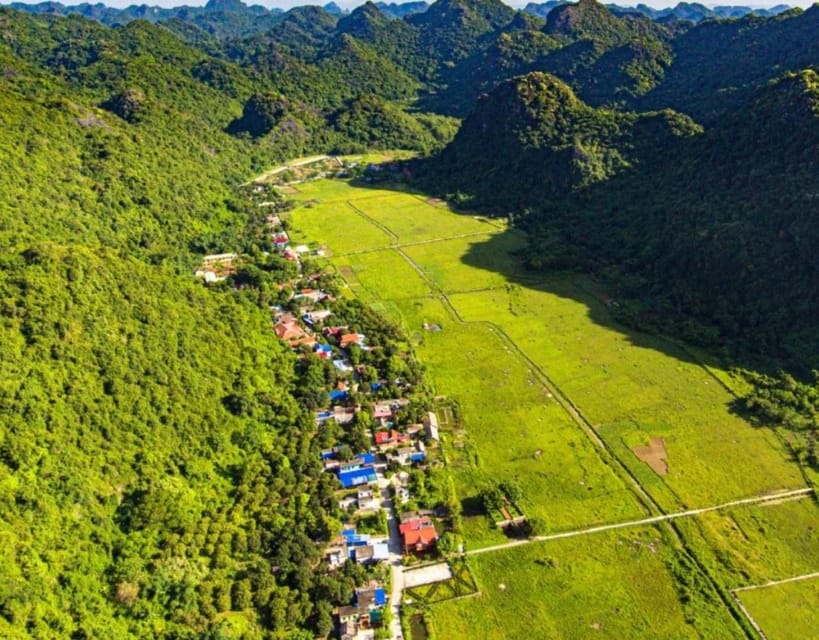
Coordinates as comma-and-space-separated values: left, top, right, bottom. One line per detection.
399, 516, 438, 553
340, 333, 365, 348
374, 429, 410, 449
274, 315, 315, 348
275, 318, 304, 341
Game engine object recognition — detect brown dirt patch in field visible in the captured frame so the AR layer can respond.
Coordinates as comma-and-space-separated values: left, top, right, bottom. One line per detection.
425, 197, 446, 207
277, 185, 299, 195
632, 437, 668, 475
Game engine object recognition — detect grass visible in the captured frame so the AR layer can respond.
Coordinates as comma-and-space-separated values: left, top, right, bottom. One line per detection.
287, 197, 393, 255
738, 578, 819, 640
430, 528, 744, 639
403, 558, 479, 605
390, 296, 646, 548
401, 234, 528, 293
334, 249, 433, 302
446, 283, 804, 511
674, 497, 819, 586
350, 193, 499, 242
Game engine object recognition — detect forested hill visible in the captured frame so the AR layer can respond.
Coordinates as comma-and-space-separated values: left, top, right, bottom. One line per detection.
421, 72, 700, 210
0, 8, 420, 638
422, 66, 819, 361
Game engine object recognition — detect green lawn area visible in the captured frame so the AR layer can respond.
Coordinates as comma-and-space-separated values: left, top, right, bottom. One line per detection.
287, 198, 393, 255
446, 284, 805, 511
738, 578, 819, 640
675, 497, 819, 586
429, 528, 743, 639
350, 192, 499, 242
401, 234, 528, 293
391, 295, 647, 548
333, 249, 433, 301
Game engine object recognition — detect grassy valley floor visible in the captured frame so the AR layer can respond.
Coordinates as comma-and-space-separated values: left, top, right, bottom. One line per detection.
281, 174, 818, 639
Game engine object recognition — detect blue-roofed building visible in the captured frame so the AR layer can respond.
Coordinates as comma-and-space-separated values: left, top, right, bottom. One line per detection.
338, 464, 377, 488
313, 343, 332, 359
355, 452, 375, 465
373, 588, 387, 607
410, 451, 426, 463
329, 389, 348, 401
341, 528, 371, 547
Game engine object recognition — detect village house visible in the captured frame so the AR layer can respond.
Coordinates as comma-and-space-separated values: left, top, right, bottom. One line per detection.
371, 401, 393, 420
387, 442, 426, 467
195, 253, 238, 282
333, 405, 356, 426
314, 343, 333, 359
357, 488, 379, 511
273, 231, 289, 248
399, 514, 438, 554
294, 288, 330, 304
323, 325, 348, 338
325, 543, 349, 569
340, 332, 366, 349
352, 540, 389, 565
303, 309, 332, 325
406, 423, 424, 438
338, 584, 387, 635
337, 463, 378, 489
424, 411, 440, 441
274, 314, 316, 348
374, 429, 411, 450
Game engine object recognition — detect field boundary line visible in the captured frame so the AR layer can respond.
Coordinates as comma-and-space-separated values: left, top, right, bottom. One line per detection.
732, 571, 819, 593
729, 592, 769, 640
333, 230, 498, 257
346, 201, 399, 240
466, 488, 814, 556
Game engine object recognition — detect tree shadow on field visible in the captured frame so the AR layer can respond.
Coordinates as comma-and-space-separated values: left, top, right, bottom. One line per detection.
345, 175, 755, 387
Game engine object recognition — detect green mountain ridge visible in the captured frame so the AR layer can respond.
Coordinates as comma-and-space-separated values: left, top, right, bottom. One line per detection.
517, 69, 819, 356
423, 71, 699, 208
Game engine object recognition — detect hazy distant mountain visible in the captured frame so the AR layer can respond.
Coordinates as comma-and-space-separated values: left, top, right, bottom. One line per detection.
375, 1, 429, 18
523, 1, 791, 22
5, 0, 284, 36
323, 1, 348, 15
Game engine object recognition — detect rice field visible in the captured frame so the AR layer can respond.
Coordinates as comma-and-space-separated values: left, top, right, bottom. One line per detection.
285, 175, 817, 639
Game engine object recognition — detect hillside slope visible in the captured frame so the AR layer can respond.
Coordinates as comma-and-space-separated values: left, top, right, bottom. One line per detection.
422, 71, 699, 209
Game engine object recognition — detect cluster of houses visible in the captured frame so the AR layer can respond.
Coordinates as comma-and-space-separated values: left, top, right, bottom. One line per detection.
338, 583, 388, 640
197, 197, 444, 639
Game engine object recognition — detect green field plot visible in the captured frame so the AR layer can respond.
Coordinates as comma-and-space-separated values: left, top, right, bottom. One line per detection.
446, 285, 805, 510
738, 578, 819, 640
430, 528, 743, 639
350, 193, 499, 242
288, 199, 393, 254
333, 249, 432, 301
392, 297, 646, 548
402, 233, 527, 293
676, 497, 819, 586
404, 559, 479, 605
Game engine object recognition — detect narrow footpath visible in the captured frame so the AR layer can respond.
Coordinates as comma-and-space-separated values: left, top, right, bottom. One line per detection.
379, 479, 405, 640
467, 487, 815, 557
